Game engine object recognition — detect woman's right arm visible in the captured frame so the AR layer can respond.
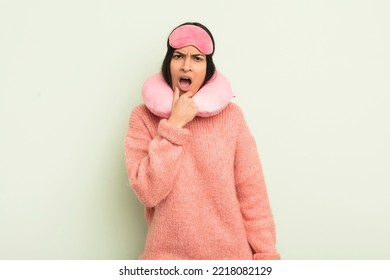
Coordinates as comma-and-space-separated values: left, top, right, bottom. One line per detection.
124, 106, 190, 208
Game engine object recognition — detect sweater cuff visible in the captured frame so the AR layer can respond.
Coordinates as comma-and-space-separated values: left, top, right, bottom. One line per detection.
157, 119, 190, 146
253, 253, 281, 260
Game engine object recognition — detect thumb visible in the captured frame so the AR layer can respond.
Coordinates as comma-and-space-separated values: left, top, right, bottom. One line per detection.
172, 87, 180, 104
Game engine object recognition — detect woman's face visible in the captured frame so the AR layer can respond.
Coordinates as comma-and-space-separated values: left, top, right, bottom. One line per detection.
170, 45, 207, 95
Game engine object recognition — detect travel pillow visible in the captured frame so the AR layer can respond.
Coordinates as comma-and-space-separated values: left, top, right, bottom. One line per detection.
142, 71, 235, 118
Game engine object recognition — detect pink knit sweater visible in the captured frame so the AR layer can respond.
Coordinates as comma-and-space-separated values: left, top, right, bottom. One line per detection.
125, 103, 280, 260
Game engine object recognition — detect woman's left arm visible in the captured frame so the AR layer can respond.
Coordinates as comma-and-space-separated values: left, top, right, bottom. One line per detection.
234, 108, 280, 260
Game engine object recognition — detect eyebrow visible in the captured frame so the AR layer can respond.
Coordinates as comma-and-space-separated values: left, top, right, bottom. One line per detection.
173, 51, 205, 57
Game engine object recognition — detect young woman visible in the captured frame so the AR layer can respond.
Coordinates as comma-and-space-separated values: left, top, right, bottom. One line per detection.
125, 22, 280, 260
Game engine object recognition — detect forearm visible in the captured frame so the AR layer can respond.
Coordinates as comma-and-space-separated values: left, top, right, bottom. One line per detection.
234, 108, 280, 260
236, 171, 280, 260
125, 118, 190, 207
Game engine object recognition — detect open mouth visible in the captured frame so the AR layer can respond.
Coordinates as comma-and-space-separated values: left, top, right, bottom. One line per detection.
179, 76, 192, 92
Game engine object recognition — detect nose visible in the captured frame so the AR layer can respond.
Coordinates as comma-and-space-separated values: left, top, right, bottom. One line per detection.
181, 57, 192, 72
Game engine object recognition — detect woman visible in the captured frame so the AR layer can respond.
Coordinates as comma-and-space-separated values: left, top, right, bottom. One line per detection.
125, 22, 280, 260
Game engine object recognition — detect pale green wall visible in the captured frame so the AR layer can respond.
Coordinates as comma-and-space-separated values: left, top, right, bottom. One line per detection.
1, 0, 389, 259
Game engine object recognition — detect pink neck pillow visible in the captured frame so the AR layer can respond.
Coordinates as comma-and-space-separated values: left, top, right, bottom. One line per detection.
141, 71, 235, 118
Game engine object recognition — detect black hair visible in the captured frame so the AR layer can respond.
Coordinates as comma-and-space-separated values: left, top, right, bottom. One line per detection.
161, 22, 216, 88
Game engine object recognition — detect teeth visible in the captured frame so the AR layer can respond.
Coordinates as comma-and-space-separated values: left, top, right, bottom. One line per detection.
180, 77, 191, 86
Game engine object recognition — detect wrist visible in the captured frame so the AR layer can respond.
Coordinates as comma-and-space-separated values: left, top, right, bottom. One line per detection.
167, 117, 185, 128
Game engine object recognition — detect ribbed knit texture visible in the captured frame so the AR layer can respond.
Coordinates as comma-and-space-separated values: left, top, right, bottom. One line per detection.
125, 103, 280, 260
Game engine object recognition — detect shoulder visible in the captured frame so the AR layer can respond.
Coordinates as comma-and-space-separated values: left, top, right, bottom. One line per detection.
219, 103, 254, 137
128, 104, 160, 130
220, 102, 246, 123
129, 104, 159, 120
207, 102, 248, 135
224, 102, 243, 114
130, 104, 151, 117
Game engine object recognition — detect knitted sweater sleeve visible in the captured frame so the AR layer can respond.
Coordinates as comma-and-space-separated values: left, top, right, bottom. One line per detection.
234, 108, 280, 260
124, 106, 190, 208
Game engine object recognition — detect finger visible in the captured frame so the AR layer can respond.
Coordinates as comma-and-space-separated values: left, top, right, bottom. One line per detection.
172, 87, 180, 103
183, 91, 196, 98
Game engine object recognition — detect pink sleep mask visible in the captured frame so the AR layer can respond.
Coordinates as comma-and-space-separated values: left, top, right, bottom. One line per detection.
142, 71, 235, 118
169, 25, 213, 55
